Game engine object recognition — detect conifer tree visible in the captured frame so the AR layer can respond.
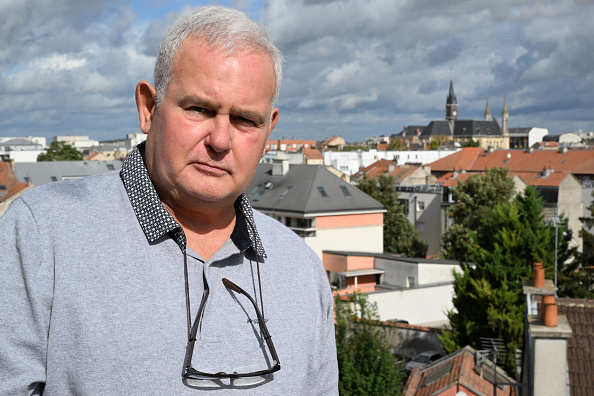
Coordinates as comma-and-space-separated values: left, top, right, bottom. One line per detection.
441, 186, 553, 375
357, 174, 427, 257
441, 167, 515, 262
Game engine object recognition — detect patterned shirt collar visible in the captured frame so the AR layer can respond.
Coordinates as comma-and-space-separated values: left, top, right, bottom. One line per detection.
119, 142, 266, 258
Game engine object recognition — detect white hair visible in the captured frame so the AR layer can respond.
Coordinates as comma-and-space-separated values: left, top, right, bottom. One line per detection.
153, 6, 284, 107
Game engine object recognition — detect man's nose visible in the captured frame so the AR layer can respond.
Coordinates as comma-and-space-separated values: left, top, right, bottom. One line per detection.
205, 115, 232, 153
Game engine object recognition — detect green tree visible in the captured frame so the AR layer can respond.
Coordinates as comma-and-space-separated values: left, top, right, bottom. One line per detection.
428, 138, 440, 150
441, 167, 515, 262
357, 174, 428, 257
462, 139, 480, 147
335, 292, 404, 396
440, 186, 554, 375
387, 139, 406, 151
557, 193, 594, 298
37, 141, 84, 161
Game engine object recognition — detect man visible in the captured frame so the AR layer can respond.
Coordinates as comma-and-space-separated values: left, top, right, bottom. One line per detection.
0, 6, 338, 395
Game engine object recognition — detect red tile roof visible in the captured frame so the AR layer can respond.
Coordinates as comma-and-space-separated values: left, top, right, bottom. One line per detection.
430, 148, 594, 176
352, 159, 421, 183
0, 161, 29, 202
404, 346, 516, 396
557, 298, 594, 395
303, 148, 322, 160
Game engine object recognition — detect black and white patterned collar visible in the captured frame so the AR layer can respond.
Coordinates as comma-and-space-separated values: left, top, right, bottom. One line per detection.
119, 142, 266, 258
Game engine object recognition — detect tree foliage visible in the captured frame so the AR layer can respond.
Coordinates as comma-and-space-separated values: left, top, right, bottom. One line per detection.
558, 192, 594, 298
357, 174, 428, 257
335, 292, 404, 396
440, 186, 553, 375
387, 139, 406, 151
462, 139, 480, 147
441, 167, 515, 262
37, 141, 84, 161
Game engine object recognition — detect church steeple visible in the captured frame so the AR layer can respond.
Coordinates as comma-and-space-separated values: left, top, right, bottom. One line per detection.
446, 79, 458, 121
502, 96, 509, 134
484, 97, 492, 121
502, 96, 509, 149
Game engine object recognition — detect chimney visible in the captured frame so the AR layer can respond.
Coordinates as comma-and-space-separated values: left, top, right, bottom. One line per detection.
542, 167, 554, 178
522, 270, 572, 396
272, 157, 290, 176
387, 161, 396, 173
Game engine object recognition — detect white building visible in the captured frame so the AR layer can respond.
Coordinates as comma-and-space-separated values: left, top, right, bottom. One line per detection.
0, 138, 46, 162
323, 149, 458, 177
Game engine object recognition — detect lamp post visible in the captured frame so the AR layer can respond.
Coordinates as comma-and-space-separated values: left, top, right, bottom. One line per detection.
551, 214, 560, 297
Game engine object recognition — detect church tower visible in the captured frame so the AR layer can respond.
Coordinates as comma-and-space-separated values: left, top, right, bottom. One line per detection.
484, 97, 492, 121
502, 96, 510, 149
445, 79, 458, 121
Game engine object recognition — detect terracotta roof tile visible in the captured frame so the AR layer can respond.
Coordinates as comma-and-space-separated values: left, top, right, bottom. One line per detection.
303, 148, 322, 160
557, 298, 594, 395
430, 148, 594, 176
404, 346, 516, 395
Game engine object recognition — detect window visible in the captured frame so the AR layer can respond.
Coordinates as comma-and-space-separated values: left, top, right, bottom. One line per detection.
339, 186, 351, 197
408, 276, 416, 287
317, 187, 329, 198
417, 222, 425, 232
417, 201, 425, 211
107, 164, 115, 170
51, 176, 58, 182
398, 199, 409, 215
280, 186, 292, 198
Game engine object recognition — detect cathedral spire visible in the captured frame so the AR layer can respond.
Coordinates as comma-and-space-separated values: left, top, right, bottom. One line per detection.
484, 97, 492, 121
446, 79, 458, 121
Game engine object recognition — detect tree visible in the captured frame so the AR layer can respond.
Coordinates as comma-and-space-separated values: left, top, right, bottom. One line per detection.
387, 139, 406, 151
462, 139, 480, 147
557, 193, 594, 298
357, 174, 428, 257
37, 141, 84, 161
428, 138, 440, 150
440, 186, 554, 375
441, 167, 515, 262
335, 292, 404, 395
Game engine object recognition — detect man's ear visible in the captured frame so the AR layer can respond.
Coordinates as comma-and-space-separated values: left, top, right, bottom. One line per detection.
262, 108, 280, 157
135, 81, 157, 134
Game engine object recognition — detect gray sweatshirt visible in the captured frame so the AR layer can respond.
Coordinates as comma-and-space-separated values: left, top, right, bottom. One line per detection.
0, 168, 338, 395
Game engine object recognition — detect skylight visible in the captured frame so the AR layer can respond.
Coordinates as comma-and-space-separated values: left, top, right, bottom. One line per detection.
340, 186, 351, 197
317, 186, 329, 198
280, 186, 292, 198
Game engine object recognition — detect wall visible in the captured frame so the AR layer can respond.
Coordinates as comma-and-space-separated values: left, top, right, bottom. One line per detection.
557, 175, 584, 251
417, 263, 460, 286
305, 224, 383, 258
368, 284, 455, 326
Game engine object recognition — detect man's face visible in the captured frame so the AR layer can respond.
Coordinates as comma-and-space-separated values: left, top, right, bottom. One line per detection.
140, 37, 279, 212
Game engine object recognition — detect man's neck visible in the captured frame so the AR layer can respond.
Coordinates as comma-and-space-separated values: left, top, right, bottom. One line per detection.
162, 199, 237, 260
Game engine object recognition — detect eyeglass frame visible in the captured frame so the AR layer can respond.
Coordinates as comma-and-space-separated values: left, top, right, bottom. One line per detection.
182, 274, 281, 381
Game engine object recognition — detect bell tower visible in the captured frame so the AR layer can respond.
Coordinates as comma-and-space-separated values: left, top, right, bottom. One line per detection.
445, 79, 458, 121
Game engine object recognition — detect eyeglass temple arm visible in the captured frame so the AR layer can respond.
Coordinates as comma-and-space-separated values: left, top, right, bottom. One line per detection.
222, 278, 280, 365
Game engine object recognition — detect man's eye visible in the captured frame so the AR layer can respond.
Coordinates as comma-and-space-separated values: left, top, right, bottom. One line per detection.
188, 106, 206, 113
233, 116, 258, 128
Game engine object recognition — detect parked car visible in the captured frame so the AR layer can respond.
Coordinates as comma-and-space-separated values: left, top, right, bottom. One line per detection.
404, 351, 444, 374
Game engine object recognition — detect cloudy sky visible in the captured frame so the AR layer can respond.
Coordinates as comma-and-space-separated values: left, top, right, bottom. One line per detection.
1, 0, 593, 143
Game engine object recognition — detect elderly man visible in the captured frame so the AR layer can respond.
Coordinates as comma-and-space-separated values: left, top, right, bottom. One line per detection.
0, 6, 338, 395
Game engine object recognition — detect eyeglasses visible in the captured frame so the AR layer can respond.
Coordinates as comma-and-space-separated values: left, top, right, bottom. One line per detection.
182, 253, 280, 386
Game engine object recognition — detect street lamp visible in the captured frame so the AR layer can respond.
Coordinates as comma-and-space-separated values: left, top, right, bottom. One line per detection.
550, 214, 560, 297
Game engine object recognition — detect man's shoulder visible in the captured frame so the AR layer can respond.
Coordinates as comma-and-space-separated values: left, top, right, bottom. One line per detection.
17, 171, 123, 208
252, 210, 298, 239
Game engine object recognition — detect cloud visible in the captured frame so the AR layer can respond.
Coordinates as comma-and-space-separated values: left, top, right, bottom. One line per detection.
0, 0, 593, 143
